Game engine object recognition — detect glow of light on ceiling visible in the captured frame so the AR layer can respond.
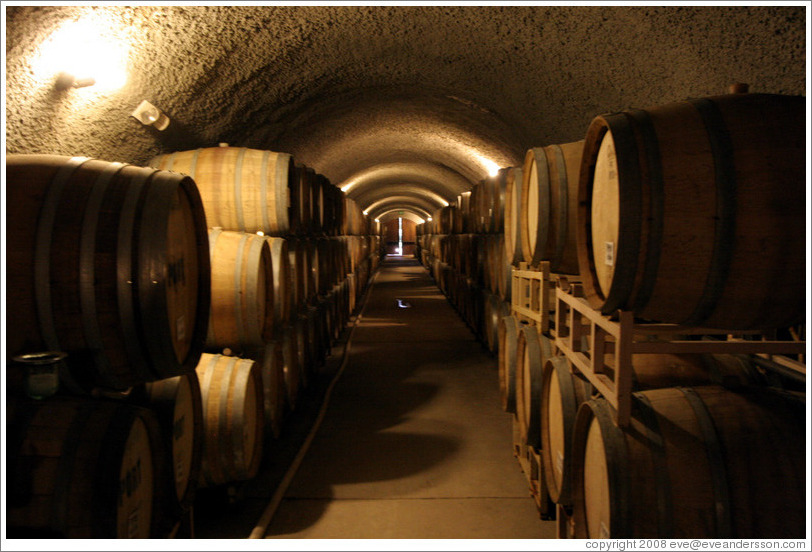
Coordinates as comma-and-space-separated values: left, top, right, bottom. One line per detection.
33, 14, 130, 92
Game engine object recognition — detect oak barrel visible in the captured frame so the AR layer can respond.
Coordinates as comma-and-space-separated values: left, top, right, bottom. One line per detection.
206, 229, 274, 351
6, 154, 210, 391
149, 146, 293, 236
139, 372, 203, 516
248, 340, 287, 440
540, 353, 714, 507
514, 326, 553, 448
520, 141, 583, 273
571, 385, 805, 538
503, 166, 524, 265
195, 353, 264, 486
261, 236, 292, 329
497, 315, 521, 413
576, 93, 805, 329
6, 396, 167, 538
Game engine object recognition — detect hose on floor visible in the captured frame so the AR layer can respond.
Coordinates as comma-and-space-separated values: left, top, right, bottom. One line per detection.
248, 267, 382, 539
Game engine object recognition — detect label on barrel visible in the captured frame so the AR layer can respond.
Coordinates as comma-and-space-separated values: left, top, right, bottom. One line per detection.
556, 450, 564, 474
604, 242, 614, 266
600, 522, 610, 539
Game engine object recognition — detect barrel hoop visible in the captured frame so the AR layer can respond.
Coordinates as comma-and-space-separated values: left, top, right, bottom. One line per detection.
260, 150, 271, 233
678, 387, 732, 537
80, 162, 127, 375
231, 359, 251, 477
245, 235, 265, 344
217, 356, 238, 481
599, 113, 643, 314
683, 99, 737, 327
35, 157, 90, 353
51, 402, 95, 536
207, 228, 223, 343
633, 393, 674, 537
234, 234, 249, 346
234, 148, 247, 232
188, 149, 202, 179
275, 153, 292, 230
626, 109, 664, 312
164, 152, 178, 172
551, 144, 569, 271
117, 169, 154, 381
532, 148, 550, 264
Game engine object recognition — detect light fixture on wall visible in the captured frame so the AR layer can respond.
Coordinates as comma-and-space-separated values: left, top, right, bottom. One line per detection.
131, 100, 170, 131
54, 72, 96, 90
35, 15, 130, 93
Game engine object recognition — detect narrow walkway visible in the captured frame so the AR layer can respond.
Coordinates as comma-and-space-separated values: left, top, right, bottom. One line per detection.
263, 257, 555, 539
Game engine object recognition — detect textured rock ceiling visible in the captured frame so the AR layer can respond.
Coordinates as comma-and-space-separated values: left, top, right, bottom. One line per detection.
5, 4, 807, 222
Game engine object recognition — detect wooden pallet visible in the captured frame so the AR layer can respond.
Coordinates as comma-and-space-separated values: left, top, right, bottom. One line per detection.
552, 283, 807, 427
511, 262, 569, 334
512, 415, 554, 520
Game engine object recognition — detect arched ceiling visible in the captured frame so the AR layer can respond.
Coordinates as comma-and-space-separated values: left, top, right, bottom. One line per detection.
5, 4, 807, 223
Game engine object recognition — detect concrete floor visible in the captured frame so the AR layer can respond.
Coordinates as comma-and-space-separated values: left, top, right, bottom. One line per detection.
261, 257, 555, 540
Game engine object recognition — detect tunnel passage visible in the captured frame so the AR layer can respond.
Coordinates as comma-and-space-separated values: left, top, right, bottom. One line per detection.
5, 4, 806, 223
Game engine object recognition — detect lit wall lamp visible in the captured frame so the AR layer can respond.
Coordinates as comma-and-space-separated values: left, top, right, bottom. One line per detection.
131, 100, 170, 131
54, 71, 96, 90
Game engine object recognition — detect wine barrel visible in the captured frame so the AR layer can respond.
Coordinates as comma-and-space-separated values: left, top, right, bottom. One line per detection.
293, 311, 314, 390
149, 146, 294, 236
520, 141, 583, 273
488, 169, 508, 234
286, 237, 309, 310
280, 325, 301, 411
493, 233, 512, 301
497, 315, 521, 413
6, 396, 167, 538
484, 292, 510, 355
540, 353, 713, 507
261, 236, 292, 329
310, 173, 326, 234
138, 372, 203, 521
6, 154, 210, 391
290, 165, 314, 236
576, 93, 805, 329
195, 353, 264, 486
514, 326, 553, 448
571, 385, 806, 538
503, 166, 524, 265
206, 229, 274, 351
247, 341, 286, 440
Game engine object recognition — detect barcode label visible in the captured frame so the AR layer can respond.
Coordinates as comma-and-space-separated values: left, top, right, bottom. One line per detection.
605, 242, 614, 266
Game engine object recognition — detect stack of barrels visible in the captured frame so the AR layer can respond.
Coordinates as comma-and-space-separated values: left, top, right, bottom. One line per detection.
147, 145, 382, 459
416, 171, 515, 354
4, 145, 383, 538
5, 155, 212, 538
425, 90, 808, 539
